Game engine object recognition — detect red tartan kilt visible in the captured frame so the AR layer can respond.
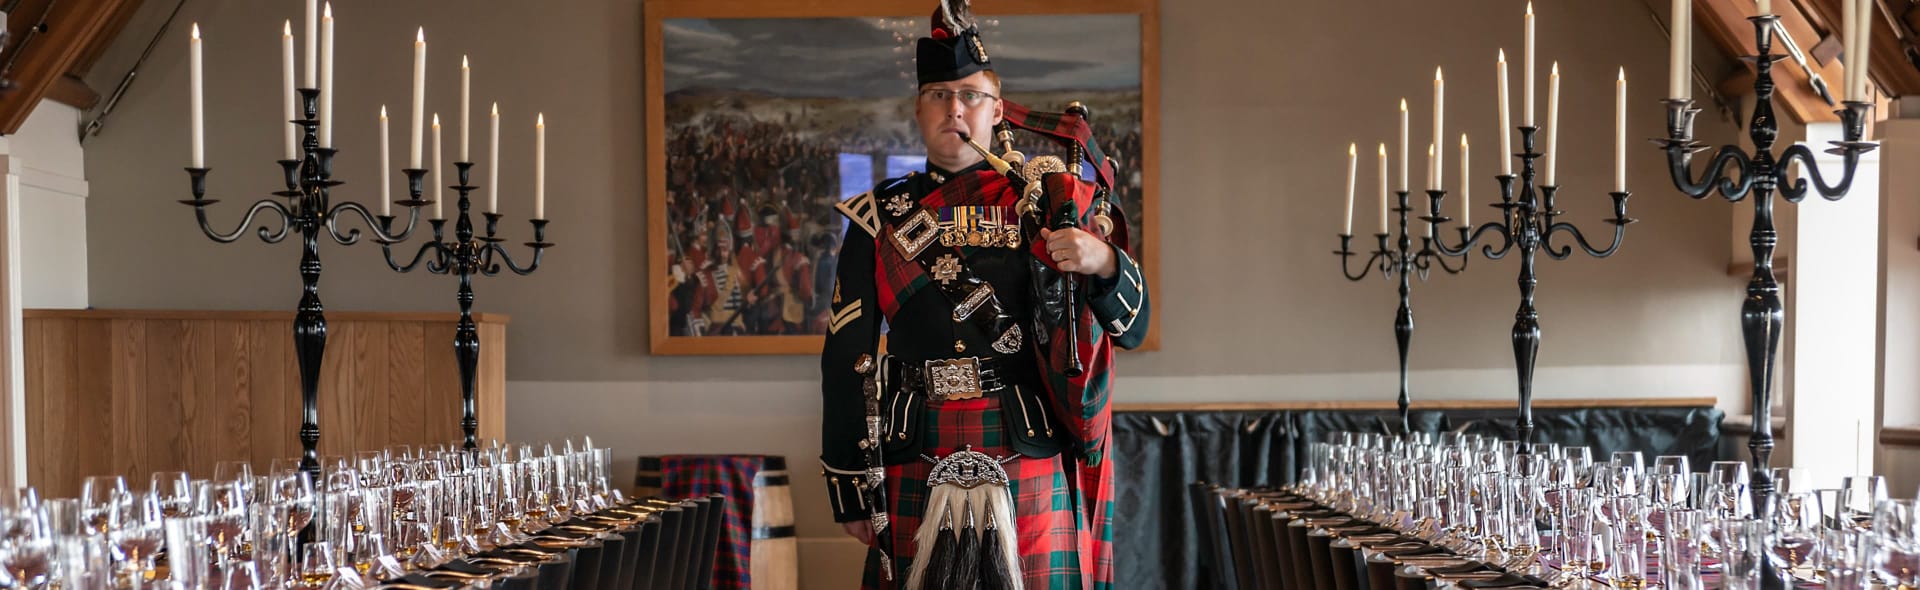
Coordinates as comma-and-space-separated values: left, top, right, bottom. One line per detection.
861, 394, 1112, 590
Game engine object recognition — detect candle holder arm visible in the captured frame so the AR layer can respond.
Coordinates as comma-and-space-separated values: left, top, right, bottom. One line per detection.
483, 219, 551, 276
1775, 142, 1875, 203
1665, 143, 1756, 201
384, 220, 448, 273
1543, 192, 1634, 259
324, 199, 424, 245
1335, 234, 1389, 281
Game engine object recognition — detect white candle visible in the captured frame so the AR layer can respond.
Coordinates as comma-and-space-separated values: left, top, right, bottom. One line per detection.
1758, 0, 1771, 16
1377, 144, 1387, 235
304, 0, 316, 88
1433, 67, 1444, 190
1398, 99, 1408, 192
461, 56, 471, 163
1427, 143, 1436, 191
319, 3, 333, 148
411, 28, 426, 169
432, 114, 443, 219
1525, 2, 1535, 126
1498, 49, 1512, 175
1344, 143, 1356, 235
1460, 134, 1470, 226
190, 23, 204, 169
1545, 62, 1560, 186
1858, 0, 1872, 100
1616, 68, 1627, 193
380, 106, 391, 216
535, 113, 546, 220
489, 103, 500, 214
1842, 0, 1855, 101
1671, 0, 1689, 99
282, 21, 296, 161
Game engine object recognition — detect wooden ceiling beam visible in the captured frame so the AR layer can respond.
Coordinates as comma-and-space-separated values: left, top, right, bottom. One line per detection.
0, 0, 135, 134
45, 74, 98, 111
68, 0, 144, 78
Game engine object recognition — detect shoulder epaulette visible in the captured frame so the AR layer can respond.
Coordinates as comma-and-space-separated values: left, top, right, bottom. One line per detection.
835, 192, 880, 237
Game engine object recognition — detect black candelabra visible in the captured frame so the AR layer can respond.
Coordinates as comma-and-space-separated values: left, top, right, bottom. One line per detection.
1427, 128, 1635, 447
183, 88, 430, 477
382, 162, 550, 450
1336, 190, 1466, 434
1658, 13, 1874, 550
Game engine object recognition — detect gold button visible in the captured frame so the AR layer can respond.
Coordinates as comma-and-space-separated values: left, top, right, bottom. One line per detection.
1026, 429, 1036, 437
955, 340, 967, 352
897, 433, 907, 440
857, 439, 870, 449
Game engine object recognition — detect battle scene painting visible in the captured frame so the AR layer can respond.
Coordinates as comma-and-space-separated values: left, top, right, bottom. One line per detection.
649, 12, 1151, 353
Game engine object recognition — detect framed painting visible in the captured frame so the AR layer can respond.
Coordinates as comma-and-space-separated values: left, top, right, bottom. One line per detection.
646, 0, 1159, 355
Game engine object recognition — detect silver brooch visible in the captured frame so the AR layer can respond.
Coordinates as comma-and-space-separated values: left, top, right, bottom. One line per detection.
992, 324, 1023, 354
886, 194, 914, 216
924, 445, 1015, 489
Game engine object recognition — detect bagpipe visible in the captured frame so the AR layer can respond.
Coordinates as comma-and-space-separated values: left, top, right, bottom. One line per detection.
962, 99, 1131, 465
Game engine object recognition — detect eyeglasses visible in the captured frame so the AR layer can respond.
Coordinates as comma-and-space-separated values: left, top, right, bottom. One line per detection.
918, 88, 998, 107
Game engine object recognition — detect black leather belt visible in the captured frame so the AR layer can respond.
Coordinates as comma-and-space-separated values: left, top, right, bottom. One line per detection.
885, 355, 1034, 401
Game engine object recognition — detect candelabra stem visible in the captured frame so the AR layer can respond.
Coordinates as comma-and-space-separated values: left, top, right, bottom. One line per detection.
1746, 202, 1790, 590
453, 162, 482, 450
1394, 192, 1415, 434
295, 231, 325, 477
455, 270, 480, 450
1745, 19, 1784, 539
1394, 287, 1412, 434
1512, 245, 1541, 446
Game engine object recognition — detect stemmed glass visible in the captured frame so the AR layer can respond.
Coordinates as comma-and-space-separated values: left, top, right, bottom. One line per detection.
1717, 518, 1766, 590
1770, 491, 1824, 583
78, 476, 128, 536
1872, 499, 1919, 589
1841, 475, 1887, 529
109, 492, 164, 588
149, 472, 193, 518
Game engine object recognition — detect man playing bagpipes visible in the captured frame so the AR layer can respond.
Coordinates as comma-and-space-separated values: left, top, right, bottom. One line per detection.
818, 1, 1150, 587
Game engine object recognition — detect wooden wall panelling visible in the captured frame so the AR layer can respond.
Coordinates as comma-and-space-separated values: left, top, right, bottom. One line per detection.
349, 321, 390, 454
23, 311, 509, 493
422, 322, 460, 447
479, 322, 507, 444
142, 320, 185, 478
247, 320, 289, 470
386, 323, 428, 451
317, 322, 356, 461
109, 320, 146, 487
210, 321, 251, 478
25, 318, 89, 497
73, 320, 113, 496
180, 320, 221, 478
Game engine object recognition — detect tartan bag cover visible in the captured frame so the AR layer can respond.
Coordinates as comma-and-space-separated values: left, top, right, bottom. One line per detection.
1023, 172, 1132, 467
634, 454, 777, 589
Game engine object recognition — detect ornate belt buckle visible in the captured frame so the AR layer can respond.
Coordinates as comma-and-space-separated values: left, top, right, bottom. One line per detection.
925, 357, 983, 401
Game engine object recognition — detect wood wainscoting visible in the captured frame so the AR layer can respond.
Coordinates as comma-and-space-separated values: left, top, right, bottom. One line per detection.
22, 309, 507, 497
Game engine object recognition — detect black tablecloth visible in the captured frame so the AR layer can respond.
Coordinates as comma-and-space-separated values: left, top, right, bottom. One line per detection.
1110, 405, 1726, 590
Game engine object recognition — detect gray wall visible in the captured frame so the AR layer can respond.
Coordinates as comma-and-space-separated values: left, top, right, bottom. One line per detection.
79, 0, 1746, 583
